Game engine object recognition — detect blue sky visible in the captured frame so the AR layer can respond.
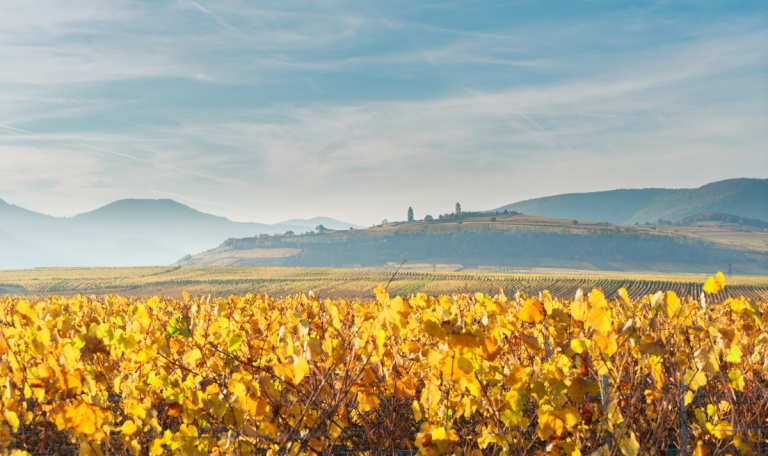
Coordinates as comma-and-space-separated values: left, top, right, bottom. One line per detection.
0, 0, 766, 225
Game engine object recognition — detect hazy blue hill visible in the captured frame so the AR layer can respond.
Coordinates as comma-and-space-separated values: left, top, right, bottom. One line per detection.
69, 198, 250, 226
494, 178, 767, 225
0, 198, 57, 226
627, 178, 768, 224
65, 199, 315, 254
0, 197, 363, 268
494, 189, 676, 224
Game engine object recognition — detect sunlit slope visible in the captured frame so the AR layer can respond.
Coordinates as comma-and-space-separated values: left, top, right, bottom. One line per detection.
181, 213, 768, 274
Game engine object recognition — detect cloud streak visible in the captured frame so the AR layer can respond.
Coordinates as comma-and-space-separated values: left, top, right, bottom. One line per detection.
0, 1, 765, 224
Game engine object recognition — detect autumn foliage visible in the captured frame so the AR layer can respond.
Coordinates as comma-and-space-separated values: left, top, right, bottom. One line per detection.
0, 271, 766, 455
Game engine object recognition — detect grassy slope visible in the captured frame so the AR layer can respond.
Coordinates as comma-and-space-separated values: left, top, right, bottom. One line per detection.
183, 213, 768, 273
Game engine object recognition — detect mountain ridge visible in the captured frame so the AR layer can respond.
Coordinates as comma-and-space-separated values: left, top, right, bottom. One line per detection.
493, 178, 767, 224
0, 198, 360, 269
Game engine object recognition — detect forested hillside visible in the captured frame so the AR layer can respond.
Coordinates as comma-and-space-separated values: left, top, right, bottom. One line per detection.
494, 178, 767, 224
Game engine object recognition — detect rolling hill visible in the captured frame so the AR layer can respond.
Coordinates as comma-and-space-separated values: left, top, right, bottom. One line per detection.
493, 178, 767, 224
0, 198, 359, 269
180, 212, 768, 275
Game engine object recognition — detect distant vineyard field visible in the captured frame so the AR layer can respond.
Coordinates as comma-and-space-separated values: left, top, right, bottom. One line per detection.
1, 266, 766, 302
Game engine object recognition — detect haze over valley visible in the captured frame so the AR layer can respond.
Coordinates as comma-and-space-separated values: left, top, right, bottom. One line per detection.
0, 198, 361, 269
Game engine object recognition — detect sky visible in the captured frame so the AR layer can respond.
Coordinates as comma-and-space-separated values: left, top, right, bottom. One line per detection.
0, 0, 766, 226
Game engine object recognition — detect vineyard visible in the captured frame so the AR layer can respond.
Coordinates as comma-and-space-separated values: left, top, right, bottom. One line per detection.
0, 272, 766, 455
1, 266, 767, 303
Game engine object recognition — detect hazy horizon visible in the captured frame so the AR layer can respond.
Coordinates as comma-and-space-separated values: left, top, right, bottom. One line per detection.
0, 178, 765, 226
1, 1, 766, 226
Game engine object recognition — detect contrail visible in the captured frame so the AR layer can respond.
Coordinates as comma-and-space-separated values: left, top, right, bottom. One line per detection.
516, 111, 577, 153
467, 89, 578, 153
188, 0, 241, 33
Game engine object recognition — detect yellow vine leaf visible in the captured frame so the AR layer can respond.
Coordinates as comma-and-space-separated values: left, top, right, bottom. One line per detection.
619, 431, 639, 456
478, 335, 502, 362
3, 411, 19, 433
536, 409, 564, 440
227, 334, 243, 352
450, 331, 481, 351
422, 314, 447, 340
390, 296, 411, 319
638, 339, 665, 356
651, 360, 665, 389
183, 347, 202, 367
588, 289, 607, 308
711, 422, 733, 439
520, 332, 543, 353
294, 355, 310, 384
617, 288, 632, 307
431, 427, 459, 454
694, 347, 719, 374
733, 433, 752, 453
693, 441, 711, 456
60, 343, 81, 370
65, 402, 109, 437
587, 306, 612, 334
357, 391, 380, 412
726, 345, 743, 363
121, 420, 138, 436
570, 300, 586, 321
134, 305, 152, 330
568, 376, 599, 402
59, 370, 84, 395
703, 272, 725, 294
563, 406, 580, 429
663, 291, 681, 319
728, 368, 745, 392
518, 298, 546, 324
593, 331, 617, 357
684, 369, 708, 391
570, 338, 591, 354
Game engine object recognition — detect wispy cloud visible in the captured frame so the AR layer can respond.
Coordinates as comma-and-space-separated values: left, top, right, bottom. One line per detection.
0, 1, 765, 224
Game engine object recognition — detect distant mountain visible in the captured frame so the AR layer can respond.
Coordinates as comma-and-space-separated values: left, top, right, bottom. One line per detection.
493, 178, 767, 225
0, 198, 57, 225
627, 179, 768, 224
0, 198, 360, 269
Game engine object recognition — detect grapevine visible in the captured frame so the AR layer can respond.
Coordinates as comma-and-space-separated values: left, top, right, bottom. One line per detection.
0, 272, 765, 455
